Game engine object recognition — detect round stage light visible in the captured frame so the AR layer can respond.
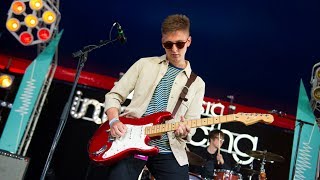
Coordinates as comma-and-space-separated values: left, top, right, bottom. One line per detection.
29, 0, 43, 11
6, 18, 21, 32
11, 1, 26, 15
37, 28, 51, 41
24, 14, 38, 28
42, 11, 56, 24
0, 74, 14, 89
315, 68, 320, 81
19, 32, 34, 46
313, 86, 320, 101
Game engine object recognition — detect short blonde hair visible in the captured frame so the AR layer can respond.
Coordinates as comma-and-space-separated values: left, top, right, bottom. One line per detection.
161, 14, 190, 35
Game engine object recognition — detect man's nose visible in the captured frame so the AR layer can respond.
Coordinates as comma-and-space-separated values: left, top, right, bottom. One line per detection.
171, 44, 179, 51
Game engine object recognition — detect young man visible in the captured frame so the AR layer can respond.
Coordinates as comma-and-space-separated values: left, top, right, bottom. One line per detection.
104, 14, 205, 179
189, 129, 231, 179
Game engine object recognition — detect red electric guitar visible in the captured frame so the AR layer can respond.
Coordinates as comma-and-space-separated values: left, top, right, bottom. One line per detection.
88, 111, 273, 165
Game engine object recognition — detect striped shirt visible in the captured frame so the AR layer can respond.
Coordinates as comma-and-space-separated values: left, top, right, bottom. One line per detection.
143, 63, 182, 153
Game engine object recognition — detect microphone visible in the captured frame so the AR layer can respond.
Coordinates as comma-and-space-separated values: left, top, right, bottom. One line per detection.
114, 22, 127, 43
268, 109, 287, 117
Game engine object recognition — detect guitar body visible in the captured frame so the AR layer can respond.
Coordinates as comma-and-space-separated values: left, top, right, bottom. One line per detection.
88, 111, 173, 165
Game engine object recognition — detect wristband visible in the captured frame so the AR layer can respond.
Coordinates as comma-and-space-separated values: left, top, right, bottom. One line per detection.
109, 117, 120, 127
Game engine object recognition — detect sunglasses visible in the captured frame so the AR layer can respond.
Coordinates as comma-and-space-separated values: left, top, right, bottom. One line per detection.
162, 40, 188, 49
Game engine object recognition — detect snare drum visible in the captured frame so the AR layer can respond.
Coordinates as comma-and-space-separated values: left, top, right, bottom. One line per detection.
213, 169, 242, 180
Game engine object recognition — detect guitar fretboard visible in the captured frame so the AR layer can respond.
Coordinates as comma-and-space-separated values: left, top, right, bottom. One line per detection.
144, 114, 235, 135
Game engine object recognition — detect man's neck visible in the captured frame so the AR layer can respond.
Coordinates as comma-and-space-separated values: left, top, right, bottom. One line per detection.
173, 60, 187, 69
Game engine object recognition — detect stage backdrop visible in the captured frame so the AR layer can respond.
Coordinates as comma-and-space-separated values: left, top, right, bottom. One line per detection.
20, 79, 292, 180
0, 56, 294, 180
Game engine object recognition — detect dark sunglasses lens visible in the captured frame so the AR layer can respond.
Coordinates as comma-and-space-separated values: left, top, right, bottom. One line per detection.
163, 42, 173, 49
176, 42, 186, 49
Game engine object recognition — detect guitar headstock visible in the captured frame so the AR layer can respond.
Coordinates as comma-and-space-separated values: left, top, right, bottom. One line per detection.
234, 113, 274, 125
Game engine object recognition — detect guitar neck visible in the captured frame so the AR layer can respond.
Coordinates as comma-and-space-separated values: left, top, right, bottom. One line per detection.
145, 114, 236, 136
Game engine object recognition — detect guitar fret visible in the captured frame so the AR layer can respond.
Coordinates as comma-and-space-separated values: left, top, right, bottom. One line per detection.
166, 123, 171, 131
201, 118, 208, 126
186, 120, 192, 128
218, 116, 224, 123
173, 122, 179, 130
214, 117, 219, 124
161, 124, 165, 133
191, 119, 197, 128
196, 119, 202, 127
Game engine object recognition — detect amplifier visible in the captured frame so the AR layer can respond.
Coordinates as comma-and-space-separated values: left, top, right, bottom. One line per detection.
0, 150, 30, 180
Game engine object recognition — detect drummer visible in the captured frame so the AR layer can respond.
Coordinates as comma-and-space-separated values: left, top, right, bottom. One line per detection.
189, 129, 232, 179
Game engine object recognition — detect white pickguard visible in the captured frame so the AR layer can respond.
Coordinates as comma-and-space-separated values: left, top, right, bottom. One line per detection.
102, 123, 154, 159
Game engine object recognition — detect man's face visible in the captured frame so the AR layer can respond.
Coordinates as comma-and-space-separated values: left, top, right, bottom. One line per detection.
161, 30, 191, 64
211, 135, 224, 148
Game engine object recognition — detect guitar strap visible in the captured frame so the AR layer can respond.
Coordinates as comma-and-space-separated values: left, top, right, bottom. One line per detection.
171, 72, 197, 117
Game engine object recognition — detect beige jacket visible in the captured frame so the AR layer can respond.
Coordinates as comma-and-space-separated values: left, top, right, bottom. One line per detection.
105, 55, 205, 166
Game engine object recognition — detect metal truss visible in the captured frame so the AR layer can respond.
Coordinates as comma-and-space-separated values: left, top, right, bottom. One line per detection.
18, 0, 60, 156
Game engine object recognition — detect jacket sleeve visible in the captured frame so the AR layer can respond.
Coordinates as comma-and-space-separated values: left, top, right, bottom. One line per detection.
104, 59, 142, 113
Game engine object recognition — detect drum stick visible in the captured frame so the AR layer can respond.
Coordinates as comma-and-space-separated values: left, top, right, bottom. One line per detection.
218, 133, 221, 154
218, 133, 221, 164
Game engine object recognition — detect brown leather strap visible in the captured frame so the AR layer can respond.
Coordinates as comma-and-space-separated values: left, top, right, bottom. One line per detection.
171, 72, 197, 117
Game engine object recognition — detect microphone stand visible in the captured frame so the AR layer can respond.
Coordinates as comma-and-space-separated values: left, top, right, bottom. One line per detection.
40, 37, 119, 180
268, 109, 314, 180
291, 118, 314, 180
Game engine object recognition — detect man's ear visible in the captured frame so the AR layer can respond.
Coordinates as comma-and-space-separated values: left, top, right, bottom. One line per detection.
187, 36, 192, 47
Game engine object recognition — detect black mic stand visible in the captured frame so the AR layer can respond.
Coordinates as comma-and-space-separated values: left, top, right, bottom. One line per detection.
40, 37, 119, 180
268, 109, 314, 180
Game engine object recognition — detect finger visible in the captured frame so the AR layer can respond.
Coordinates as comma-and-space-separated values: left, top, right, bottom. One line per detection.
175, 127, 182, 136
116, 126, 125, 137
118, 124, 127, 135
111, 129, 117, 138
175, 128, 181, 136
184, 125, 190, 133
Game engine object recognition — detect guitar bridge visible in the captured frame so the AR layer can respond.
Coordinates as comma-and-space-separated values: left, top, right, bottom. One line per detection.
90, 145, 108, 156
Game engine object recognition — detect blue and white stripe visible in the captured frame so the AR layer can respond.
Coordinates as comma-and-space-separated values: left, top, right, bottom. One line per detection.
143, 63, 182, 153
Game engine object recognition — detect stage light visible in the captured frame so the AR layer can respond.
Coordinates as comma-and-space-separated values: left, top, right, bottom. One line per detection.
29, 0, 43, 11
24, 14, 39, 28
6, 0, 61, 46
315, 68, 320, 81
311, 63, 320, 101
37, 28, 51, 41
42, 11, 56, 24
0, 73, 15, 89
11, 1, 26, 15
6, 18, 21, 32
19, 32, 34, 45
312, 87, 320, 101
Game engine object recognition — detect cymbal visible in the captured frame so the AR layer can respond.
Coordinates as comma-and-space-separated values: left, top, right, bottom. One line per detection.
241, 168, 259, 175
246, 150, 285, 162
186, 151, 206, 166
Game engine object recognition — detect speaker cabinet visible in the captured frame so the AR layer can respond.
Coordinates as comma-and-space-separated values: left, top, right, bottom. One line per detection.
0, 150, 30, 180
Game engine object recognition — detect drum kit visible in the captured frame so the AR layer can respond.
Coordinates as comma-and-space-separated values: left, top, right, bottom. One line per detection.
187, 150, 285, 180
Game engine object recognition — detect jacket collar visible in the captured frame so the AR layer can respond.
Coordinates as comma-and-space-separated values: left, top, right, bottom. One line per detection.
158, 54, 192, 78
